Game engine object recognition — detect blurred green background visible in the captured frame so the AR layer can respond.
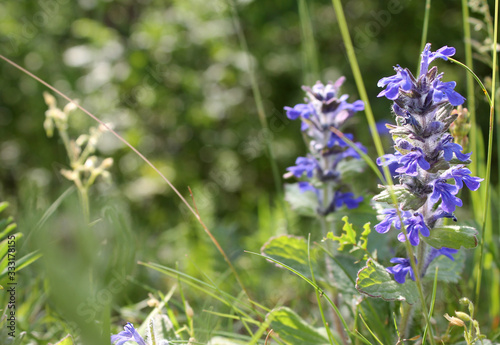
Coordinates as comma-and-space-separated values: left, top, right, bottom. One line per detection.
0, 0, 496, 343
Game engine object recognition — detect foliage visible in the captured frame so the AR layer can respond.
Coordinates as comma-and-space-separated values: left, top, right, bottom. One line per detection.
0, 1, 498, 345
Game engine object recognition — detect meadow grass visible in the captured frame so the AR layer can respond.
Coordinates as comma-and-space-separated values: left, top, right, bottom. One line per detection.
0, 1, 499, 345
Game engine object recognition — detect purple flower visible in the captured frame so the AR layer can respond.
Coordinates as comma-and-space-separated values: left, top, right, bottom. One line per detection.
298, 181, 319, 195
395, 148, 430, 176
310, 80, 338, 101
397, 213, 430, 246
441, 142, 471, 162
429, 247, 458, 262
432, 208, 457, 222
111, 323, 146, 345
328, 132, 353, 148
430, 179, 463, 213
376, 152, 401, 167
334, 191, 363, 209
377, 66, 413, 100
307, 78, 345, 102
374, 208, 411, 234
432, 79, 465, 106
442, 166, 483, 191
419, 43, 456, 77
386, 257, 416, 284
287, 156, 318, 178
284, 103, 314, 120
333, 143, 367, 167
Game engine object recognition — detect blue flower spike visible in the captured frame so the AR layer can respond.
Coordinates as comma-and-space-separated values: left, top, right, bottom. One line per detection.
111, 322, 147, 345
373, 43, 483, 283
284, 78, 365, 216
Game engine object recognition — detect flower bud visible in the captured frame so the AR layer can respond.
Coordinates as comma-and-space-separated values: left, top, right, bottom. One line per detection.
75, 134, 89, 147
455, 311, 472, 322
63, 101, 78, 114
444, 313, 465, 327
43, 92, 56, 108
84, 156, 98, 169
100, 157, 114, 170
60, 169, 77, 181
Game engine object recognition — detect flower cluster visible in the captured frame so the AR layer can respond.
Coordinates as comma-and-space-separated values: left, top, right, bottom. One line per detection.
43, 92, 114, 187
284, 78, 365, 216
111, 322, 170, 345
374, 44, 483, 284
111, 323, 147, 345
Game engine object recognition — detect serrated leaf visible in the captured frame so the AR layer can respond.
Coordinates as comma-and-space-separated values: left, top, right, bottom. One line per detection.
261, 235, 319, 278
424, 250, 465, 283
423, 226, 478, 249
356, 259, 419, 304
325, 217, 371, 258
284, 183, 318, 217
266, 307, 329, 345
359, 223, 371, 250
326, 216, 356, 250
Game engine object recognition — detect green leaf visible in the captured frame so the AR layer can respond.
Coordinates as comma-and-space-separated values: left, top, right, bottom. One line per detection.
266, 307, 329, 345
360, 223, 371, 250
261, 235, 319, 279
0, 251, 42, 280
284, 183, 318, 217
424, 250, 465, 283
329, 254, 363, 296
325, 217, 371, 259
356, 259, 419, 304
326, 216, 356, 250
422, 225, 478, 249
372, 185, 426, 211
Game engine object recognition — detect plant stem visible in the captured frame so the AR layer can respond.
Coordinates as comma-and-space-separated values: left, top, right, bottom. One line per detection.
475, 0, 498, 309
461, 0, 478, 177
417, 0, 432, 75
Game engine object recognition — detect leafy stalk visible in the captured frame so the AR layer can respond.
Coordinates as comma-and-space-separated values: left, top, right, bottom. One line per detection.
329, 2, 435, 344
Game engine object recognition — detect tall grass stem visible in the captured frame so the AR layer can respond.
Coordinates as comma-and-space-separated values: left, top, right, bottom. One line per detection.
475, 0, 498, 310
329, 2, 435, 343
417, 0, 432, 76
